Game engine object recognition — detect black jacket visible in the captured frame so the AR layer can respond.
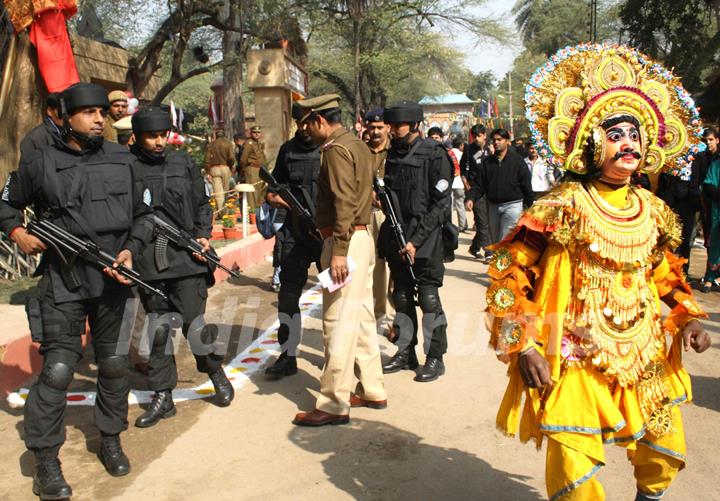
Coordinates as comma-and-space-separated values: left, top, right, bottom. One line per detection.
0, 138, 154, 303
468, 148, 533, 206
19, 119, 61, 159
133, 149, 213, 281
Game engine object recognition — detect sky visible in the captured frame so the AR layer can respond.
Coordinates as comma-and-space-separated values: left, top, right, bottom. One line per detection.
455, 0, 522, 79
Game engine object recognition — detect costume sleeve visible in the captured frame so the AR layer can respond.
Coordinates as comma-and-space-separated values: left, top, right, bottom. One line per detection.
485, 188, 573, 362
408, 148, 452, 249
486, 228, 547, 362
122, 163, 155, 257
190, 159, 213, 239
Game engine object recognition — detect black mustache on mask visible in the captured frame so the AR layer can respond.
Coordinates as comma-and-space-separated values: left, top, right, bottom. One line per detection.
613, 149, 642, 160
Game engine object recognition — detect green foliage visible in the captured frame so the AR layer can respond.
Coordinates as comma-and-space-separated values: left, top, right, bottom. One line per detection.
619, 0, 720, 92
302, 0, 509, 114
464, 71, 496, 101
513, 0, 622, 56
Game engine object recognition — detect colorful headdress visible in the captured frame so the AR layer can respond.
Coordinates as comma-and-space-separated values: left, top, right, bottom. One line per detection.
525, 43, 705, 176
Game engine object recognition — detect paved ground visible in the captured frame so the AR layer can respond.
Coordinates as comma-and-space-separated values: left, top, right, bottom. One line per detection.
1, 233, 719, 501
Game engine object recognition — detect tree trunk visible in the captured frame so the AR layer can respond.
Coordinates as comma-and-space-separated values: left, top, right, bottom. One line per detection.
352, 18, 361, 119
222, 0, 245, 138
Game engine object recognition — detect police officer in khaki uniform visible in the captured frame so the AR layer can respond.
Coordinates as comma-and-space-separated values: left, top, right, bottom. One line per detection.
292, 94, 386, 427
239, 125, 267, 209
363, 109, 396, 340
103, 90, 128, 142
205, 130, 236, 212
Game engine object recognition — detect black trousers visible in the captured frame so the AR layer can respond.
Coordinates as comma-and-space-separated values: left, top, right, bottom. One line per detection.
139, 274, 223, 392
673, 198, 698, 271
24, 275, 133, 452
388, 239, 448, 359
471, 195, 491, 253
276, 231, 321, 355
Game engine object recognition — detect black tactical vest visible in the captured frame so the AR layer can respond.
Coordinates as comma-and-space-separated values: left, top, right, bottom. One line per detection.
384, 138, 436, 220
41, 146, 134, 236
142, 151, 197, 231
285, 139, 321, 204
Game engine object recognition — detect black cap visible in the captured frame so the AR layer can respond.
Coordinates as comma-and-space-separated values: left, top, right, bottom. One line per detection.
363, 108, 384, 123
132, 106, 172, 134
292, 102, 304, 121
46, 93, 58, 109
383, 102, 423, 124
59, 83, 110, 114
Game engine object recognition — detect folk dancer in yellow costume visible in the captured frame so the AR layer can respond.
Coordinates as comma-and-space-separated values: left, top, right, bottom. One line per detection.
486, 44, 712, 501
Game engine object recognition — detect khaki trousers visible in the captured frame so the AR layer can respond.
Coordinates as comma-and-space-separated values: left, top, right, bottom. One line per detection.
243, 166, 261, 209
209, 165, 231, 212
370, 209, 395, 332
316, 229, 386, 415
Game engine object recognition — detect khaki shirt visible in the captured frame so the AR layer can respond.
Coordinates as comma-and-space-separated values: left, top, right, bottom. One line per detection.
205, 137, 236, 168
239, 138, 266, 170
103, 115, 118, 142
367, 138, 389, 177
316, 127, 373, 257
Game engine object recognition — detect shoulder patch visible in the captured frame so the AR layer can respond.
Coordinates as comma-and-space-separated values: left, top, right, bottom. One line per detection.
435, 179, 449, 192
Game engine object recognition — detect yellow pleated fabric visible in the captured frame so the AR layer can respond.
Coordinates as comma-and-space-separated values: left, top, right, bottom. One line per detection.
493, 182, 695, 499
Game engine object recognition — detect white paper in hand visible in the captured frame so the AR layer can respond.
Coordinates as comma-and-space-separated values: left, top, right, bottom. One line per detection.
318, 256, 357, 292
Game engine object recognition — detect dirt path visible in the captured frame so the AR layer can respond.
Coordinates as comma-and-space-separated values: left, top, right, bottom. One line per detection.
1, 236, 719, 500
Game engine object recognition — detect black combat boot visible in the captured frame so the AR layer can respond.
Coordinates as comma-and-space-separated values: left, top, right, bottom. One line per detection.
265, 353, 298, 379
382, 347, 419, 374
99, 433, 130, 477
209, 369, 234, 407
414, 356, 445, 382
33, 449, 72, 500
135, 390, 176, 428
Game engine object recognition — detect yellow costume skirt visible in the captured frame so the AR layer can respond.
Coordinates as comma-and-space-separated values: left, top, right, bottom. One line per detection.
497, 354, 691, 500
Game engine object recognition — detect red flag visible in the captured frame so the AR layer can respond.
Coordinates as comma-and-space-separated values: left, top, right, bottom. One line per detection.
29, 9, 80, 92
493, 97, 500, 118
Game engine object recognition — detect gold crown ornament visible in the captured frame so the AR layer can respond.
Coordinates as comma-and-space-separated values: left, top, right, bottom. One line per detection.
525, 43, 705, 176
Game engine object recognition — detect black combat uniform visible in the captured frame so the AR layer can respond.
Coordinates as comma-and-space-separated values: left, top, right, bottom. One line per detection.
19, 94, 61, 159
0, 83, 154, 498
20, 118, 62, 159
379, 102, 452, 383
130, 107, 233, 428
265, 126, 322, 379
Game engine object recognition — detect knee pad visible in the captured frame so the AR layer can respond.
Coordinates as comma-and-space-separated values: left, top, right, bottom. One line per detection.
418, 291, 441, 313
392, 288, 413, 312
199, 324, 218, 345
151, 324, 171, 348
40, 362, 74, 391
97, 356, 128, 379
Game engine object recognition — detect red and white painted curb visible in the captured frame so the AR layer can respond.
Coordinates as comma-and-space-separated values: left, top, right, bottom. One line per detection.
6, 285, 323, 407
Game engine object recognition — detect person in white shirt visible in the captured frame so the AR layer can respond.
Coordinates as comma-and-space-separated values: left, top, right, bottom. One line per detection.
525, 144, 556, 200
450, 136, 468, 231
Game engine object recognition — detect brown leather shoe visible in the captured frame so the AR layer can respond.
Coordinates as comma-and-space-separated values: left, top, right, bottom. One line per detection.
292, 409, 349, 427
350, 394, 387, 409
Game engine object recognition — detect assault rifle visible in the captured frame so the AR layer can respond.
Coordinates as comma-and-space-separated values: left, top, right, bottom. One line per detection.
259, 166, 323, 242
373, 176, 418, 290
27, 218, 167, 300
153, 215, 240, 278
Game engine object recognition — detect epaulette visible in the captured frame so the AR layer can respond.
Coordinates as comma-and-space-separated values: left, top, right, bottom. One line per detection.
517, 182, 579, 235
642, 188, 682, 250
321, 139, 336, 151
